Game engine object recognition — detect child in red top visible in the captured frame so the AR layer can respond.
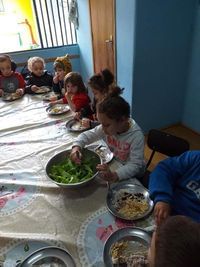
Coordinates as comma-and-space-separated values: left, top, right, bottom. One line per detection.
0, 55, 25, 97
51, 72, 91, 113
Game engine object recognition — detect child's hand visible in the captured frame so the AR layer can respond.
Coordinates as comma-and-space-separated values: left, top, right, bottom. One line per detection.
31, 85, 40, 92
16, 88, 24, 96
65, 90, 72, 99
74, 112, 81, 120
154, 201, 171, 226
53, 74, 59, 84
70, 146, 82, 164
81, 118, 91, 128
96, 163, 118, 183
0, 89, 3, 97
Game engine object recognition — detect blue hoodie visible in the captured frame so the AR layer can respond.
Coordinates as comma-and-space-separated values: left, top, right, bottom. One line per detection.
149, 151, 200, 222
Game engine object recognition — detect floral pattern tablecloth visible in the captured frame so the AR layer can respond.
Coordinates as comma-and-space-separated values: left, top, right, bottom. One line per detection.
0, 94, 154, 267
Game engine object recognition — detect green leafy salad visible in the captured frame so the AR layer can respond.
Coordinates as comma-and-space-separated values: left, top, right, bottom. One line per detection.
49, 155, 99, 184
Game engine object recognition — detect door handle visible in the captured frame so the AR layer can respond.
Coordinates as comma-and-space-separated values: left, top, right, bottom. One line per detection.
105, 40, 112, 43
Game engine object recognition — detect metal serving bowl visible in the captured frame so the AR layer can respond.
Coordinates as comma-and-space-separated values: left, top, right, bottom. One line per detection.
45, 148, 101, 188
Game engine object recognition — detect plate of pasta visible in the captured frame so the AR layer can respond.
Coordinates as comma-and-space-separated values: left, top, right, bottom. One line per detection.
103, 227, 150, 267
106, 182, 154, 221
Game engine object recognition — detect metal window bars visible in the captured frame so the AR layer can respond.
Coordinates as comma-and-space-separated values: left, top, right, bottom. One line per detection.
32, 0, 77, 48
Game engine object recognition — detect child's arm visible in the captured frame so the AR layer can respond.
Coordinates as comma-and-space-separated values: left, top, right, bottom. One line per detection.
15, 73, 25, 95
149, 151, 196, 225
72, 124, 105, 148
65, 91, 76, 111
149, 152, 192, 203
25, 75, 37, 94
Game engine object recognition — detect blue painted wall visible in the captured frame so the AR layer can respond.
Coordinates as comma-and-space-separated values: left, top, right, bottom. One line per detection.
116, 0, 136, 107
77, 0, 94, 83
7, 45, 80, 74
183, 5, 200, 133
131, 0, 197, 133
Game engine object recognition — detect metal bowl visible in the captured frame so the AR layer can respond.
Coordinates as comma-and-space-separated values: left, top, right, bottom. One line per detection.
103, 227, 151, 267
46, 148, 101, 188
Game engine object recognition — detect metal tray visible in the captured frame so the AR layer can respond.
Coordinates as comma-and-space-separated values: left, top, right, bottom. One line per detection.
18, 246, 76, 267
35, 86, 51, 94
46, 104, 70, 115
103, 227, 151, 267
106, 182, 154, 221
2, 92, 22, 101
66, 119, 90, 132
95, 145, 114, 164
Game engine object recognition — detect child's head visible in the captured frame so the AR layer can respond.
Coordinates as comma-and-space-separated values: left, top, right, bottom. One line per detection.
148, 216, 200, 267
54, 55, 72, 81
27, 57, 45, 77
97, 96, 130, 135
0, 55, 12, 77
88, 68, 114, 101
64, 72, 86, 94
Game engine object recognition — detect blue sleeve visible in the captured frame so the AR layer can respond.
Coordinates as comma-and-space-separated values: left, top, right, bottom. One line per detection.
149, 151, 195, 204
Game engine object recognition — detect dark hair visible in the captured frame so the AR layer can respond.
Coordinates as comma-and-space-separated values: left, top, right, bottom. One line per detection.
0, 54, 12, 64
88, 68, 114, 93
155, 216, 200, 267
97, 96, 130, 120
64, 72, 87, 93
0, 54, 17, 75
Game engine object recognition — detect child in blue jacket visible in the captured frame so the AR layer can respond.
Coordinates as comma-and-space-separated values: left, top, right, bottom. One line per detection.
149, 150, 200, 225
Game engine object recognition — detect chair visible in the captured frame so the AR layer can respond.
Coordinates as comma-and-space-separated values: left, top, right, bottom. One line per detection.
141, 129, 190, 188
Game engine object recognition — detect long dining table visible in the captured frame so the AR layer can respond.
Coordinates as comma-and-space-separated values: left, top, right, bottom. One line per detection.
0, 93, 154, 267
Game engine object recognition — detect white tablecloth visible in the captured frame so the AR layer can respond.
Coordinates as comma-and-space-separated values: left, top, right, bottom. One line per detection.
0, 94, 154, 267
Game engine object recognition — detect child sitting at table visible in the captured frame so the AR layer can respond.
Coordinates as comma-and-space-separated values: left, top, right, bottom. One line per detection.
149, 150, 200, 225
52, 54, 72, 99
25, 56, 53, 94
51, 71, 92, 113
70, 95, 145, 182
75, 68, 121, 127
148, 215, 200, 267
0, 54, 25, 96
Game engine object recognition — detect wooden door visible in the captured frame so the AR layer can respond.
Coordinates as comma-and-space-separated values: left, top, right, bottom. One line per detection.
89, 0, 115, 74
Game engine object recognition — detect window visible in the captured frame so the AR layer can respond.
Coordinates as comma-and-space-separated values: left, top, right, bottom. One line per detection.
0, 0, 77, 53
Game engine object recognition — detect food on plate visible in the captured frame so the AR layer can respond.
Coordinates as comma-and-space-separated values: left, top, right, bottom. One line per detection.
71, 120, 87, 131
110, 240, 148, 266
51, 106, 64, 113
2, 92, 21, 101
113, 190, 149, 219
49, 157, 95, 184
36, 86, 50, 93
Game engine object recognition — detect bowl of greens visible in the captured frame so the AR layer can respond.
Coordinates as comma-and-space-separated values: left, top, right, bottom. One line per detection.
46, 148, 101, 188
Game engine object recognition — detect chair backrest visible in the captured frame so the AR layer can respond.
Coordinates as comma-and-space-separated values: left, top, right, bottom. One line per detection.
146, 129, 190, 169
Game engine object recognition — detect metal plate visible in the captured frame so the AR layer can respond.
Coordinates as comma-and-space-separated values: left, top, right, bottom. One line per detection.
2, 92, 22, 101
42, 92, 59, 101
35, 86, 51, 94
66, 119, 90, 132
106, 182, 154, 221
103, 227, 151, 267
46, 104, 70, 115
18, 246, 76, 267
95, 145, 114, 164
